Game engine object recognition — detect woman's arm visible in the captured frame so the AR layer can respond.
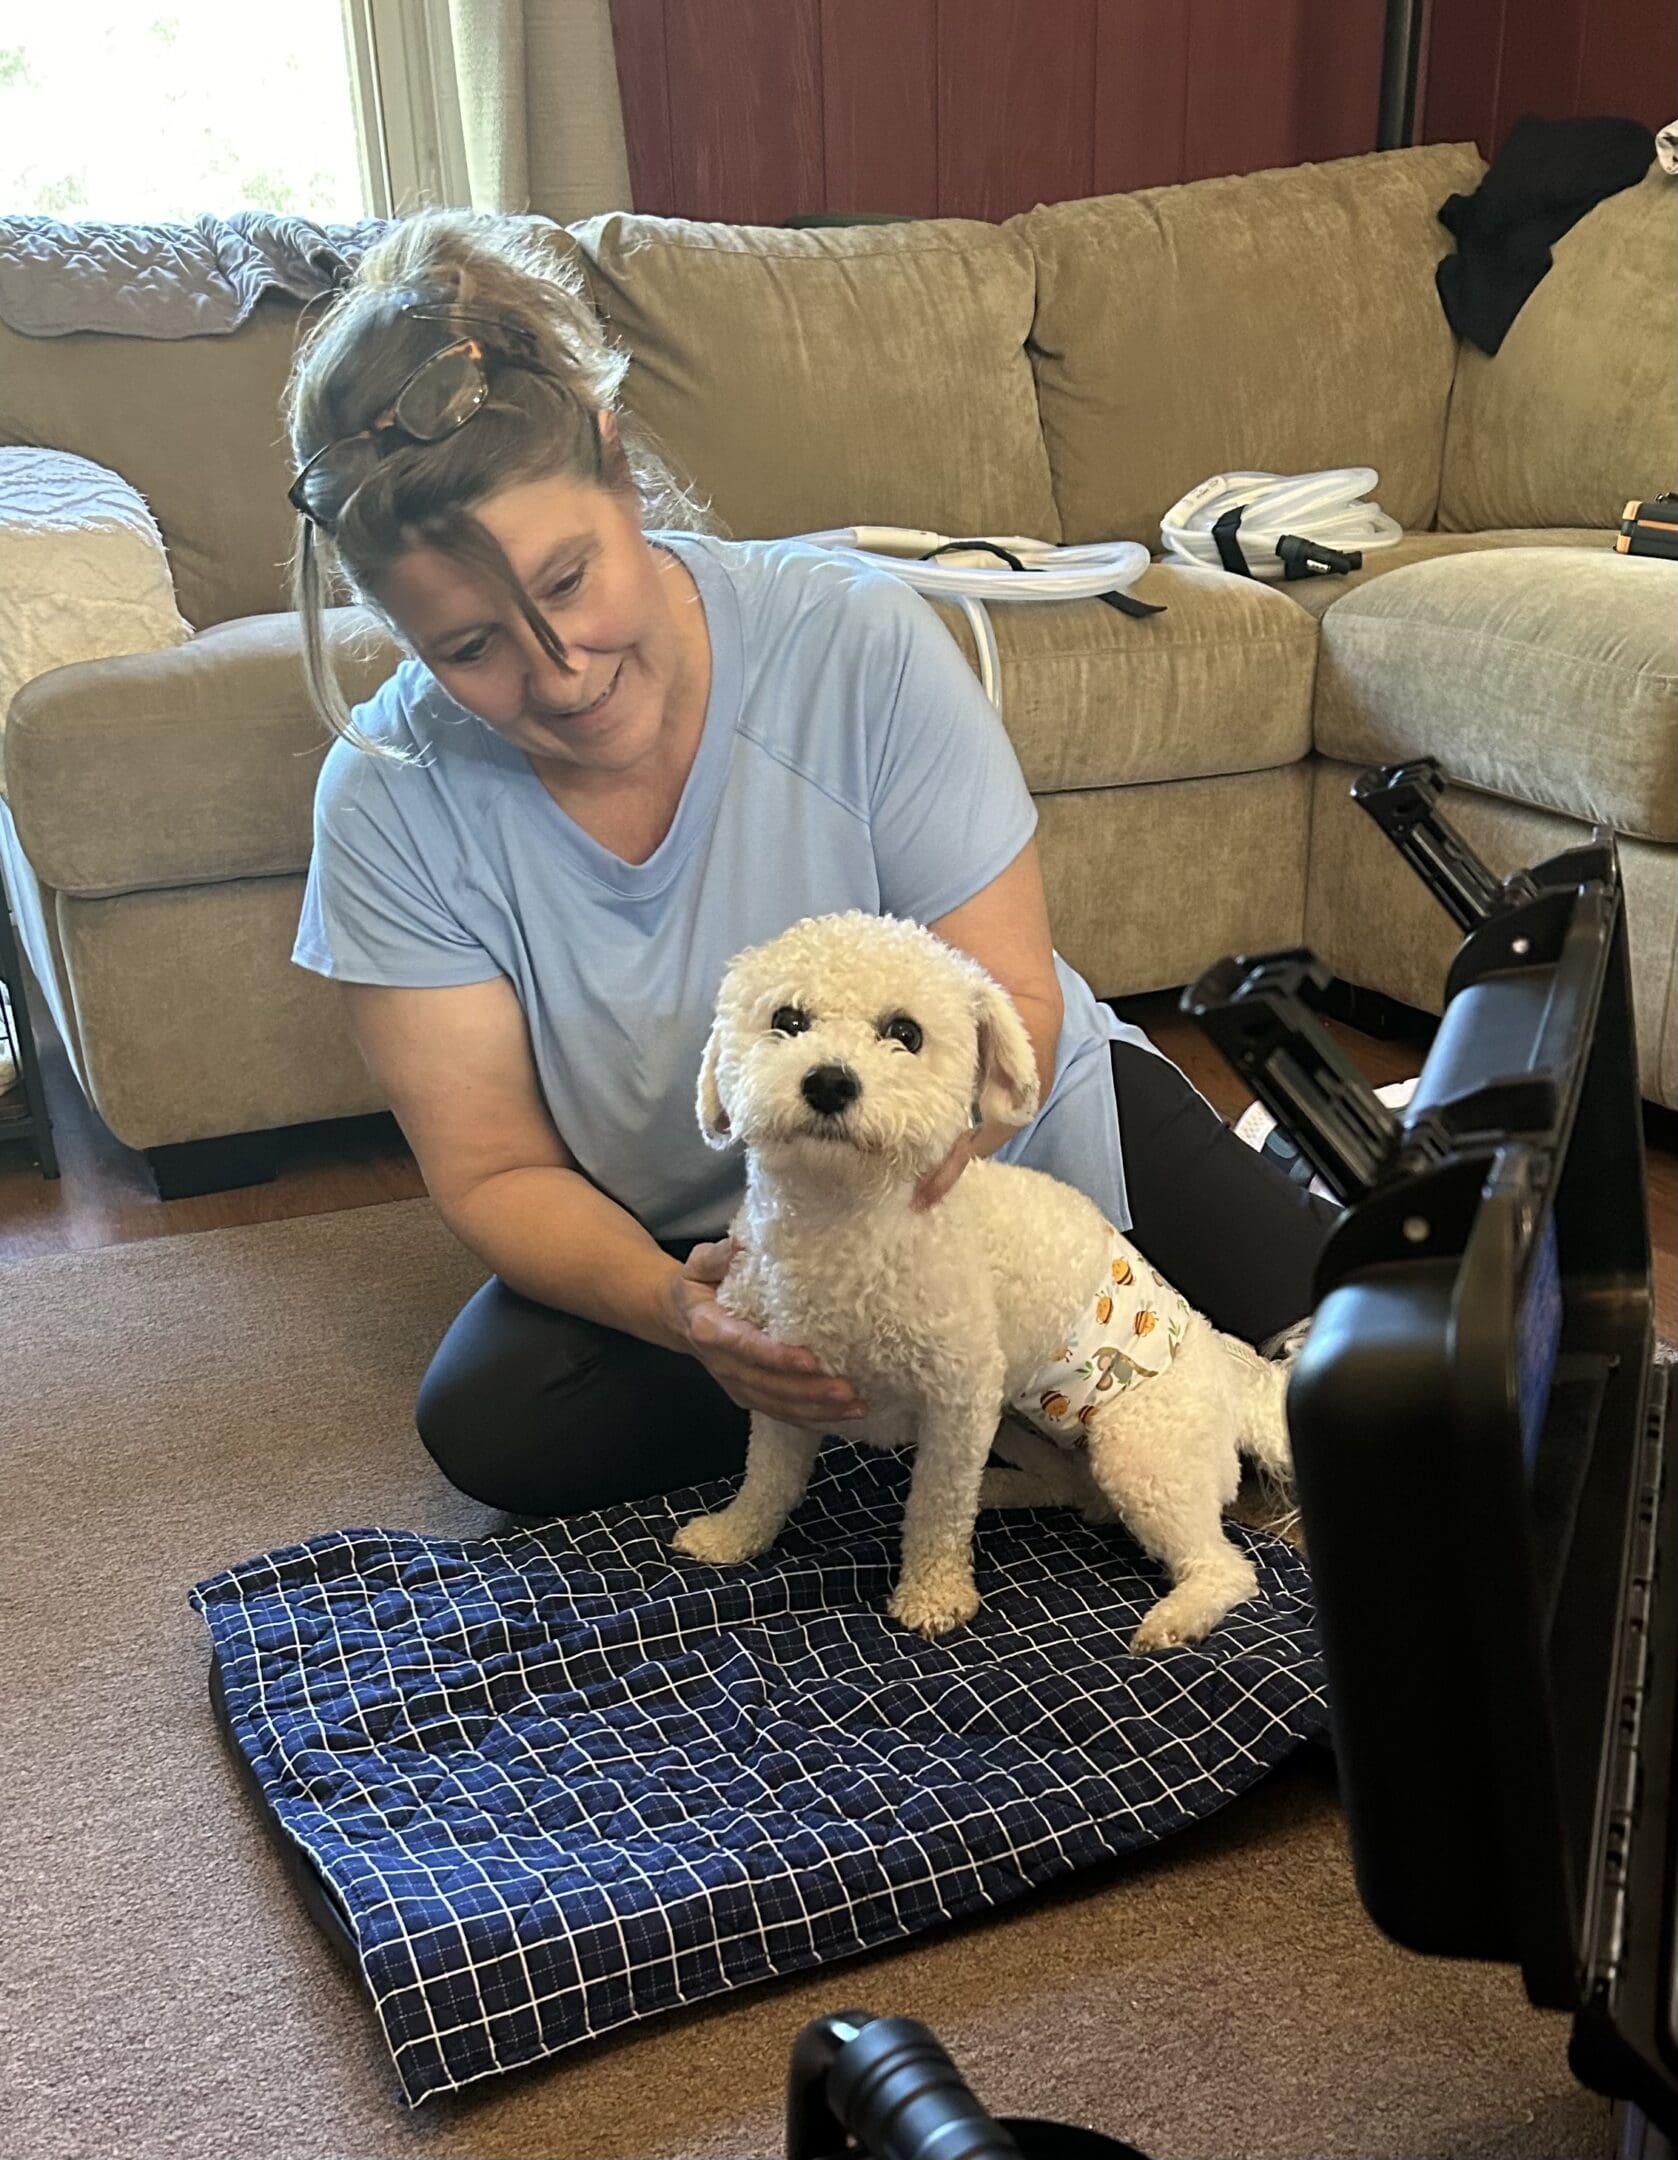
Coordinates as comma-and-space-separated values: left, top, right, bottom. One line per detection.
343, 977, 676, 1333
342, 978, 866, 1424
917, 838, 1065, 1206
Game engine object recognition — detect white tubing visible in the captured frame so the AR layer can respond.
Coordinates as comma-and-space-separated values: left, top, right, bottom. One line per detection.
955, 593, 1000, 707
795, 527, 1152, 715
1159, 469, 1401, 581
800, 527, 1151, 603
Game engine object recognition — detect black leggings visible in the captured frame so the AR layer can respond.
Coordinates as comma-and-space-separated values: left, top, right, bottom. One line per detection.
415, 1042, 1339, 1516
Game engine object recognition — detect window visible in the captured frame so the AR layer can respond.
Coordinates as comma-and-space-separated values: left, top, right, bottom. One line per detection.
1, 2, 370, 222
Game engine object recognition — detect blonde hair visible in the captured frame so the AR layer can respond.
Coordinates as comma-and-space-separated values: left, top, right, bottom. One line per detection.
284, 210, 710, 756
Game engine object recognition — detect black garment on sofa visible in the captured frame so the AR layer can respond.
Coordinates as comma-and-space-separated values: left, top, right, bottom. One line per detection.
1436, 113, 1655, 355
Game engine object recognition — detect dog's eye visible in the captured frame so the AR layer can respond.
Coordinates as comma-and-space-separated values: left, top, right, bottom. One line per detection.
881, 1014, 923, 1054
770, 1005, 811, 1037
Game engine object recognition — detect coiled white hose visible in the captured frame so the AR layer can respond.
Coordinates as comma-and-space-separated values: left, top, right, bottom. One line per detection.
1159, 469, 1401, 582
797, 527, 1152, 712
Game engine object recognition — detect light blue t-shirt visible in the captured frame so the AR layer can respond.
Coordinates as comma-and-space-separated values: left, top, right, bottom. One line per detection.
294, 533, 1152, 1242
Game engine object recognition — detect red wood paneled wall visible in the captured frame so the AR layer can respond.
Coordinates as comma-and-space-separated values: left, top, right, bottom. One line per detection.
608, 0, 1390, 226
1418, 0, 1677, 159
609, 0, 1674, 226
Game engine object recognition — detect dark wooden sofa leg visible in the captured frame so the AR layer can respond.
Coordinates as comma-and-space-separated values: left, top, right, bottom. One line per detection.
143, 1130, 281, 1200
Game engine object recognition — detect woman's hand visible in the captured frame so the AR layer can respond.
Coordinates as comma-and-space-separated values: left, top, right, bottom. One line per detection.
911, 1126, 980, 1212
664, 1239, 869, 1426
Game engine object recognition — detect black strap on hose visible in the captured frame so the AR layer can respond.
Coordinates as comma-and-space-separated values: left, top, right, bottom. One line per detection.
1211, 505, 1251, 575
1211, 508, 1363, 582
917, 538, 1164, 619
918, 539, 1033, 572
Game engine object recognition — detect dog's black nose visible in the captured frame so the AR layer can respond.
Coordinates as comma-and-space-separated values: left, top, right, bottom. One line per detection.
801, 1063, 860, 1117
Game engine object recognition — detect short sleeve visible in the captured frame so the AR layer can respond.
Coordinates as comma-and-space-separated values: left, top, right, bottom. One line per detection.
292, 738, 500, 987
864, 580, 1038, 925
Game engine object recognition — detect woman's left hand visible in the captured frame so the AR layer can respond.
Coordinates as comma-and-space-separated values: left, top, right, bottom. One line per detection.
912, 1126, 980, 1212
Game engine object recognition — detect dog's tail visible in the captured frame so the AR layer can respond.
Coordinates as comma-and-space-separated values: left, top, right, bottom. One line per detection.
1219, 1331, 1294, 1485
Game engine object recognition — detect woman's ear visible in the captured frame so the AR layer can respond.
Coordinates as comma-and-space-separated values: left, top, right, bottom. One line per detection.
973, 979, 1041, 1129
696, 1019, 733, 1148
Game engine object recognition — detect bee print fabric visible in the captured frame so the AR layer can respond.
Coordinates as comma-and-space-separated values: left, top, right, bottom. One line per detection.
1013, 1230, 1191, 1446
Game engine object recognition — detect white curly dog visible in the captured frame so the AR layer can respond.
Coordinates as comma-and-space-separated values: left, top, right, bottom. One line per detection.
671, 911, 1294, 1650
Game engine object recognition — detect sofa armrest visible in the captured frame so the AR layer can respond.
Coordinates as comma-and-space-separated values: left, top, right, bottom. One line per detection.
0, 447, 193, 750
4, 608, 402, 897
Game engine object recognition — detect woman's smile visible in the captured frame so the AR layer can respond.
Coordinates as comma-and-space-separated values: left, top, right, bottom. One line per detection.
533, 659, 624, 733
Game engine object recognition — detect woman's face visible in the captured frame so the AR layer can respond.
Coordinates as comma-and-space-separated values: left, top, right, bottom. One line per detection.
375, 468, 698, 779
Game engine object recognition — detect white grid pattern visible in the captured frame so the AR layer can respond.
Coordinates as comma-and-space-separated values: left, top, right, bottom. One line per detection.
191, 1444, 1326, 2108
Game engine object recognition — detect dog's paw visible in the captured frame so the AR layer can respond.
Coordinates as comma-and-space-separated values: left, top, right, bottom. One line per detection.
1129, 1606, 1195, 1654
670, 1510, 773, 1568
889, 1569, 981, 1640
1128, 1562, 1258, 1654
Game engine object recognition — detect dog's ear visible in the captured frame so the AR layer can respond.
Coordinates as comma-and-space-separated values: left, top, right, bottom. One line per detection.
696, 1018, 734, 1148
973, 979, 1041, 1129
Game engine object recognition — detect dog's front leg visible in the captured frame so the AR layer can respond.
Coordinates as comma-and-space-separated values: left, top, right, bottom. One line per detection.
670, 1415, 821, 1568
890, 1383, 1001, 1640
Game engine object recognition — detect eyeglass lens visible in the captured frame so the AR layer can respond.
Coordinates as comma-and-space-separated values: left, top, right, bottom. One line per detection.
393, 346, 488, 440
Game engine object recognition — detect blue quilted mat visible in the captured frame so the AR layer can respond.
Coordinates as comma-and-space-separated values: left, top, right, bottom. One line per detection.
192, 1443, 1326, 2106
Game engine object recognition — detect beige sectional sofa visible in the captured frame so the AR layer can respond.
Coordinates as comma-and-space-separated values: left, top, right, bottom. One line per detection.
1, 141, 1672, 1196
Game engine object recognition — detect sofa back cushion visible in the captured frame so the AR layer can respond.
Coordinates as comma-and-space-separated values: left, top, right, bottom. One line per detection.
572, 214, 1060, 542
0, 295, 306, 629
1019, 142, 1484, 548
0, 219, 587, 631
1438, 165, 1676, 533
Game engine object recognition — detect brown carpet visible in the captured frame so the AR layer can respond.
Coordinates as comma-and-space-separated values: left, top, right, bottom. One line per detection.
0, 1201, 1619, 2160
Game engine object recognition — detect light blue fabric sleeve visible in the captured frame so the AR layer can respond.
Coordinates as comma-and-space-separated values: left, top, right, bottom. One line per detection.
862, 579, 1039, 926
292, 726, 500, 988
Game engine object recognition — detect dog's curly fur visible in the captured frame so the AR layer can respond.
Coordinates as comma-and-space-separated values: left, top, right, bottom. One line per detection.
671, 912, 1294, 1650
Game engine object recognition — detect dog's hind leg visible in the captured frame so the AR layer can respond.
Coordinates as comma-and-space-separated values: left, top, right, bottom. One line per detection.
1083, 1397, 1257, 1653
1217, 1330, 1294, 1486
671, 1414, 821, 1567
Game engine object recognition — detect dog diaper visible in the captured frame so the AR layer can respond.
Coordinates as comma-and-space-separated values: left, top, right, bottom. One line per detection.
1012, 1229, 1190, 1446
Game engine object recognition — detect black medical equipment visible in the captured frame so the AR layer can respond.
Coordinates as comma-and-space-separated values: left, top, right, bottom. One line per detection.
785, 754, 1674, 2157
1186, 756, 1673, 2143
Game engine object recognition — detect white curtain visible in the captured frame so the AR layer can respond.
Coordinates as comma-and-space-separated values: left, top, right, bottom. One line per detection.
449, 0, 531, 210
447, 0, 633, 219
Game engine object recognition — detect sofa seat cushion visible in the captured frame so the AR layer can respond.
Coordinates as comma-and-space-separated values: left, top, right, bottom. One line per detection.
572, 214, 1059, 543
1018, 142, 1483, 550
928, 561, 1316, 794
1314, 548, 1677, 843
1272, 526, 1612, 620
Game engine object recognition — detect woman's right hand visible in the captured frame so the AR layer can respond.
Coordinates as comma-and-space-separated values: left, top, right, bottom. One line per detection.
664, 1239, 869, 1427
